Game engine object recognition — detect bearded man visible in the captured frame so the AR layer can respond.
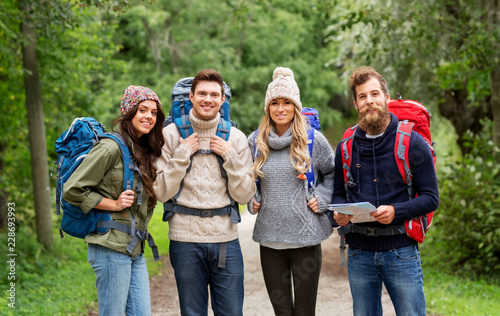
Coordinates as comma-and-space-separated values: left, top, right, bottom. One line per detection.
331, 66, 439, 316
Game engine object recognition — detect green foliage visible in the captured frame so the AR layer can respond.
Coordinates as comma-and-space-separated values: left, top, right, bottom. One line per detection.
0, 226, 97, 315
102, 0, 345, 135
423, 266, 500, 315
0, 1, 124, 228
0, 1, 34, 223
425, 120, 500, 278
326, 0, 498, 117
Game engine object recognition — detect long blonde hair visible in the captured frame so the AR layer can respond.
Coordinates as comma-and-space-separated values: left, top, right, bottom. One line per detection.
253, 106, 311, 179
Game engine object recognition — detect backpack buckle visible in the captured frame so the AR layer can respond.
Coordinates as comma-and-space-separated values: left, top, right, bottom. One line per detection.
200, 209, 214, 217
364, 227, 379, 236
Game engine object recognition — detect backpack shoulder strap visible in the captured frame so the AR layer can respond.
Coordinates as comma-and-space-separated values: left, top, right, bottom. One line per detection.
175, 116, 230, 140
253, 129, 259, 159
305, 128, 315, 188
340, 125, 358, 196
98, 133, 142, 206
95, 132, 160, 257
252, 130, 261, 190
395, 120, 414, 198
216, 117, 232, 141
173, 115, 193, 139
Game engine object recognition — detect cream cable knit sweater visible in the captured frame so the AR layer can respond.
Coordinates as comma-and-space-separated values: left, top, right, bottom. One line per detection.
153, 112, 256, 243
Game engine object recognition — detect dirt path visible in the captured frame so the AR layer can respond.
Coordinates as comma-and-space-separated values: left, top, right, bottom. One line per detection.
149, 211, 396, 315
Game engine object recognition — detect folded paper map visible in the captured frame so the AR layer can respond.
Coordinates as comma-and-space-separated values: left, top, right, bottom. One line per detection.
328, 202, 377, 223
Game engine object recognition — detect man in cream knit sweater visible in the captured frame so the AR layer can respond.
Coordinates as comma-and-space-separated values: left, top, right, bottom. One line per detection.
153, 69, 256, 316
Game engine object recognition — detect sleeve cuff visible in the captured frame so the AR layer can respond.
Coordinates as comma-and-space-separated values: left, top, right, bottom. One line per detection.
315, 194, 328, 214
80, 192, 103, 214
392, 203, 407, 222
222, 146, 238, 161
176, 143, 194, 157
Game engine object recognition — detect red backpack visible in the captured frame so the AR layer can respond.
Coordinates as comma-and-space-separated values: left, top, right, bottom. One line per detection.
340, 94, 436, 244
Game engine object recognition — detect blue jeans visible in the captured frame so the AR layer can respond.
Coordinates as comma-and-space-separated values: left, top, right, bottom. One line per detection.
347, 244, 426, 316
87, 243, 151, 316
169, 239, 244, 316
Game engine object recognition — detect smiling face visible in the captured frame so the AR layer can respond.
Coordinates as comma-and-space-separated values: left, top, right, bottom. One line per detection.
131, 100, 158, 137
189, 80, 225, 120
268, 98, 295, 135
354, 77, 391, 134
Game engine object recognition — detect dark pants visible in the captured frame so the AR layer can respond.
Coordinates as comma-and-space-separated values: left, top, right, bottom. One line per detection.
260, 244, 322, 316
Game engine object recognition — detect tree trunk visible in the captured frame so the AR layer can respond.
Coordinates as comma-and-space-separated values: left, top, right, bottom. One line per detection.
439, 87, 492, 155
492, 64, 500, 153
489, 0, 500, 153
0, 142, 7, 230
142, 17, 164, 76
20, 4, 53, 248
165, 17, 179, 75
0, 189, 7, 230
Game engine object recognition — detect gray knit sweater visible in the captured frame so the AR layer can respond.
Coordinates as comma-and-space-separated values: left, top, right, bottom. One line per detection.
248, 128, 335, 247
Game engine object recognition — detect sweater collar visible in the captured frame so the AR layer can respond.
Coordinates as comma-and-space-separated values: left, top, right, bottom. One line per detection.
268, 127, 292, 150
189, 111, 220, 131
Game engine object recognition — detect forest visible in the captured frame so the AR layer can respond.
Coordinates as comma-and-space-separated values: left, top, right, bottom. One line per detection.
0, 0, 499, 314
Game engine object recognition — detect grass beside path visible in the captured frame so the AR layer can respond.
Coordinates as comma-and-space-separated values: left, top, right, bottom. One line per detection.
0, 204, 170, 316
145, 204, 170, 274
0, 226, 98, 315
424, 266, 500, 315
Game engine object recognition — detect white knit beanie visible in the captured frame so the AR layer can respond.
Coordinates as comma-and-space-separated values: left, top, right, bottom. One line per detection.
264, 67, 302, 113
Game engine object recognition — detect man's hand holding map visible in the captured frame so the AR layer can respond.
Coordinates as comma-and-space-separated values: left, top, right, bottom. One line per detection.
328, 202, 377, 223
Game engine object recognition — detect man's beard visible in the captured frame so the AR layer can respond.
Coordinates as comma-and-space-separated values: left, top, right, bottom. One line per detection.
357, 103, 391, 134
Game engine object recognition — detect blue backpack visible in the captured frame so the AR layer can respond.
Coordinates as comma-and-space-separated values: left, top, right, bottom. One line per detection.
162, 78, 240, 224
301, 107, 321, 132
301, 107, 321, 188
54, 117, 159, 260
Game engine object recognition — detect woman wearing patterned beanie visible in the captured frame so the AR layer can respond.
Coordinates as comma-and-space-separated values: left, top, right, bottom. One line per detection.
64, 85, 165, 315
248, 67, 335, 315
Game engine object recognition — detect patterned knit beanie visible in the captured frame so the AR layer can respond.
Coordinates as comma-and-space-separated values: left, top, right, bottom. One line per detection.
120, 85, 162, 117
264, 67, 302, 113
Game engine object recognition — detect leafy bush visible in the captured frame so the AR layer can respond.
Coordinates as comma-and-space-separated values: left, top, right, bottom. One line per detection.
427, 122, 500, 279
0, 225, 97, 315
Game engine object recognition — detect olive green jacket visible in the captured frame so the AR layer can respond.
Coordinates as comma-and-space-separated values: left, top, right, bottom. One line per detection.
63, 138, 153, 257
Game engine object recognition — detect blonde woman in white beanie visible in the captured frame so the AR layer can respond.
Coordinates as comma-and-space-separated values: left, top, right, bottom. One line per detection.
248, 67, 336, 315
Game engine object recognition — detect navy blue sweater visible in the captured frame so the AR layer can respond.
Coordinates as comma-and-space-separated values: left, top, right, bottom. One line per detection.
332, 114, 439, 251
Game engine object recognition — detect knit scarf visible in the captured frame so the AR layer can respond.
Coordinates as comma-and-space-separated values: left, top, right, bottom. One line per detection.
268, 127, 292, 150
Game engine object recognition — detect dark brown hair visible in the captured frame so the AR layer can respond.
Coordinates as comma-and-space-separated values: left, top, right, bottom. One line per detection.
191, 69, 225, 96
112, 104, 165, 210
349, 66, 388, 101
